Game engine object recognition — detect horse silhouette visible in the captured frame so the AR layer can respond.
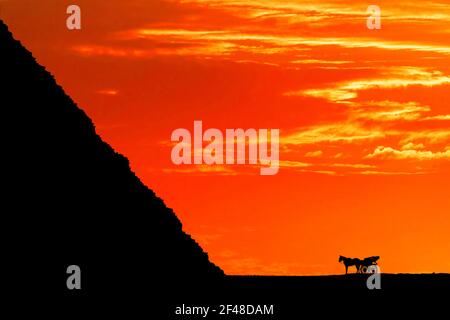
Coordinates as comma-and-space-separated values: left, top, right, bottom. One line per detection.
339, 255, 362, 274
339, 255, 380, 274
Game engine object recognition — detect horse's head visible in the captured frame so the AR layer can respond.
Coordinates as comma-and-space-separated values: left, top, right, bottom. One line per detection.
338, 255, 344, 263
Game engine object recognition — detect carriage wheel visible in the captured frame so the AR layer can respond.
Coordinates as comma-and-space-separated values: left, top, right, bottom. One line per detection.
361, 266, 368, 274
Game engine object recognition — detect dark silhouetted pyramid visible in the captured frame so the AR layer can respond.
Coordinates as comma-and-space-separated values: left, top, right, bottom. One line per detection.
1, 20, 223, 298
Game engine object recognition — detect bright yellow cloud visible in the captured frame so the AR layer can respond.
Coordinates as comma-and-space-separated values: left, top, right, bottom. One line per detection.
283, 123, 387, 145
367, 146, 450, 160
287, 67, 450, 102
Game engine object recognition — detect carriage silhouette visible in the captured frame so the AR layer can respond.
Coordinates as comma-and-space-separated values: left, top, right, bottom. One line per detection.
339, 255, 380, 274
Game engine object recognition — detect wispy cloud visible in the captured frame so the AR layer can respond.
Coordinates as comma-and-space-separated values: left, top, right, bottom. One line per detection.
286, 67, 450, 102
283, 123, 387, 145
161, 165, 239, 175
367, 146, 450, 160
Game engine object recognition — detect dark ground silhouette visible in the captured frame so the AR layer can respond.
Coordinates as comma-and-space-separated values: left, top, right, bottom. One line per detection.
1, 18, 222, 294
1, 19, 449, 317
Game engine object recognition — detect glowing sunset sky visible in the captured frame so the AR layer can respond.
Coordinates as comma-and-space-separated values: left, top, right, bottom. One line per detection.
2, 0, 450, 275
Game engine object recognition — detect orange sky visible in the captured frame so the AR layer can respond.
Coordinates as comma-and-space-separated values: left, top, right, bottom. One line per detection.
2, 0, 450, 275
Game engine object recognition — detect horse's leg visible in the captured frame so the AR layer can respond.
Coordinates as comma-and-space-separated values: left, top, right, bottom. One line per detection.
345, 264, 348, 274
